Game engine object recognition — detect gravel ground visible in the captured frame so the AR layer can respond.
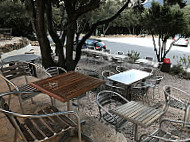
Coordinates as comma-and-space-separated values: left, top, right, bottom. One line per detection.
0, 38, 190, 142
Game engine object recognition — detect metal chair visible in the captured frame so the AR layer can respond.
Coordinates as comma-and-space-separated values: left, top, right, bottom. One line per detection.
145, 56, 154, 61
141, 67, 153, 75
130, 82, 150, 103
96, 90, 129, 130
139, 119, 190, 142
101, 70, 125, 94
163, 85, 190, 123
103, 49, 111, 54
45, 66, 67, 76
115, 51, 125, 55
115, 66, 128, 73
145, 76, 163, 99
0, 61, 52, 113
0, 91, 82, 142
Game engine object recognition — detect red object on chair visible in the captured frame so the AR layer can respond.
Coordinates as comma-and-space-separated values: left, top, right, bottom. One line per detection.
163, 58, 170, 64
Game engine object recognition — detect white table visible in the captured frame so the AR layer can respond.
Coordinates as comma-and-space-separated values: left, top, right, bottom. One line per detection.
108, 69, 151, 85
108, 69, 151, 100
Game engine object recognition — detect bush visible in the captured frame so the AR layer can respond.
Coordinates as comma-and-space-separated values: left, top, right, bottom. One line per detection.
0, 0, 33, 37
127, 50, 140, 63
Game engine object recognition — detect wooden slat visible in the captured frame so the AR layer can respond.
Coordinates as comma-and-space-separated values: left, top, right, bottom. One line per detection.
111, 101, 164, 128
50, 106, 76, 127
43, 106, 74, 129
30, 71, 105, 103
25, 119, 45, 140
38, 109, 64, 133
32, 118, 54, 137
20, 124, 35, 141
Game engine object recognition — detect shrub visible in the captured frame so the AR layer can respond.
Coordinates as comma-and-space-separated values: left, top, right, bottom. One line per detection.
127, 50, 140, 63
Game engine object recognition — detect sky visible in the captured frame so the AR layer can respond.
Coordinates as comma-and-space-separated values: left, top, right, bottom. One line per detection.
143, 0, 163, 7
143, 0, 190, 7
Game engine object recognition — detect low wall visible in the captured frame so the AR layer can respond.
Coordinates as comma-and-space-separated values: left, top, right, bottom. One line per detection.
0, 37, 29, 53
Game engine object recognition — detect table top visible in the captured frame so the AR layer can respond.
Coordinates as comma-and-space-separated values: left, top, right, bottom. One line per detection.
2, 54, 40, 63
110, 101, 165, 128
30, 71, 105, 103
108, 69, 150, 85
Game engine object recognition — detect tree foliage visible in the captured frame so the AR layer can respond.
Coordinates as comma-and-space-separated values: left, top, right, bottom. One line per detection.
0, 0, 32, 37
142, 2, 189, 62
21, 0, 141, 70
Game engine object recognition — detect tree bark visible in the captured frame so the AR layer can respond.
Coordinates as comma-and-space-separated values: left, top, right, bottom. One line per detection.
35, 0, 54, 68
45, 0, 65, 67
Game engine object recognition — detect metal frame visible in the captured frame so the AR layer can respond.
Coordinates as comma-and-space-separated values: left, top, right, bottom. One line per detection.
0, 61, 52, 113
102, 70, 125, 93
96, 90, 129, 129
146, 76, 163, 99
45, 66, 67, 76
115, 66, 128, 73
130, 82, 150, 103
0, 91, 81, 142
139, 119, 190, 142
163, 85, 190, 123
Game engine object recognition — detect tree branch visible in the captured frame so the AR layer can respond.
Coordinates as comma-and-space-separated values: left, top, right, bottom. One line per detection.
45, 0, 65, 67
75, 0, 101, 18
75, 0, 133, 62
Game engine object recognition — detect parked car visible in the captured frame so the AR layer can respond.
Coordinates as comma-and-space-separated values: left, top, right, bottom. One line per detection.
173, 35, 189, 47
74, 38, 106, 50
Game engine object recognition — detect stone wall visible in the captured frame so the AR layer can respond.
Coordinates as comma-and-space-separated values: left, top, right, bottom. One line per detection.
0, 37, 29, 53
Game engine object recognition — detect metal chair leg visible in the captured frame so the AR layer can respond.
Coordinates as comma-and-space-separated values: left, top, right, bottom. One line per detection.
13, 129, 17, 142
8, 95, 11, 106
18, 95, 24, 114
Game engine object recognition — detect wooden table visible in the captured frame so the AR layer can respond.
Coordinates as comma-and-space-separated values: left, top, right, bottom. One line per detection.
30, 71, 105, 110
110, 101, 165, 141
108, 69, 151, 100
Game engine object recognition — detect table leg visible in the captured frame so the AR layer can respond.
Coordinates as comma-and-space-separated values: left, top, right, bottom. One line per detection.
124, 86, 131, 101
134, 124, 138, 141
67, 100, 72, 111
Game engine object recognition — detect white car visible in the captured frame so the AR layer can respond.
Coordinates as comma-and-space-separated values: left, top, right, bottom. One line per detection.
173, 35, 189, 47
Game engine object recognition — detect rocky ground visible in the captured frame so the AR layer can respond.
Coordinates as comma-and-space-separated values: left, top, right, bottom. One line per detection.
0, 38, 190, 142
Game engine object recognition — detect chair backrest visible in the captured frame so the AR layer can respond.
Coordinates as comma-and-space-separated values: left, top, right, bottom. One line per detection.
141, 67, 153, 75
115, 51, 124, 55
154, 76, 163, 85
131, 82, 150, 97
46, 66, 67, 76
163, 85, 190, 113
96, 90, 128, 128
0, 91, 81, 142
103, 49, 111, 54
145, 56, 154, 61
96, 90, 128, 109
139, 118, 190, 142
101, 70, 115, 80
116, 66, 128, 73
0, 61, 50, 91
1, 62, 32, 80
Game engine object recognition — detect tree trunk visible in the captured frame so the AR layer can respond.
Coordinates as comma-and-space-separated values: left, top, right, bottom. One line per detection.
45, 0, 65, 67
152, 34, 160, 62
65, 18, 76, 71
35, 0, 54, 68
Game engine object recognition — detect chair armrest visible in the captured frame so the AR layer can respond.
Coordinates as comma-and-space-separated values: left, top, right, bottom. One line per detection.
25, 61, 51, 77
0, 73, 19, 91
143, 135, 190, 142
0, 107, 77, 118
160, 119, 190, 128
